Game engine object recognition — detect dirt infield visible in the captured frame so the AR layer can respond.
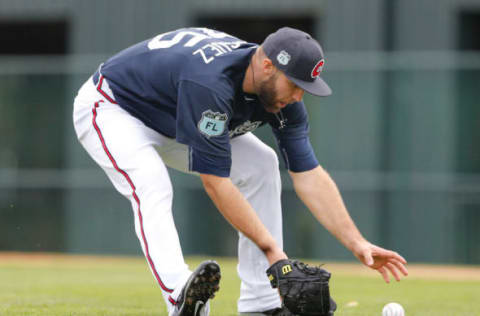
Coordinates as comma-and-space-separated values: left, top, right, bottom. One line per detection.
1, 252, 480, 281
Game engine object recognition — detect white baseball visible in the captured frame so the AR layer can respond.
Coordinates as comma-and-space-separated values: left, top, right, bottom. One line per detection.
382, 302, 405, 316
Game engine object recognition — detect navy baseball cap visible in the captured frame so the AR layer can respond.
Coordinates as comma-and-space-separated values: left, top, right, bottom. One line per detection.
262, 27, 332, 97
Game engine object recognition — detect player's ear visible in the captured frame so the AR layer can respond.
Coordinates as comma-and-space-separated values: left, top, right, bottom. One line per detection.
261, 57, 276, 77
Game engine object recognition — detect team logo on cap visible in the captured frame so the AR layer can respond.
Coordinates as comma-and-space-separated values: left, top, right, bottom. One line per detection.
311, 59, 325, 78
277, 50, 291, 65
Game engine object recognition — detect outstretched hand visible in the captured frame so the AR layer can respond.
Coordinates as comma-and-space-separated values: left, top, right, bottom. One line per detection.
353, 241, 409, 283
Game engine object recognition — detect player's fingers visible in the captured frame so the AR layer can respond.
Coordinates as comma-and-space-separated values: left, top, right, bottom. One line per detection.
386, 262, 401, 281
390, 258, 409, 276
387, 250, 407, 264
374, 248, 407, 265
377, 266, 390, 283
357, 247, 374, 266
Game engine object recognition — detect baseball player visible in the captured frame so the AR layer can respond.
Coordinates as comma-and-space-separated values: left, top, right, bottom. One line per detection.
73, 27, 408, 316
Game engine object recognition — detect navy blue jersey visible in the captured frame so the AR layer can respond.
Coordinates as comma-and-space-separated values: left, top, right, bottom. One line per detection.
97, 27, 318, 177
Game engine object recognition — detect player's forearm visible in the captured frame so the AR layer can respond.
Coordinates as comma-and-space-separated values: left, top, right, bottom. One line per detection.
289, 165, 366, 252
200, 173, 286, 264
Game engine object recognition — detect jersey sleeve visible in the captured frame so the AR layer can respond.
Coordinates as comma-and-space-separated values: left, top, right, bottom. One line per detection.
176, 80, 233, 177
270, 101, 319, 172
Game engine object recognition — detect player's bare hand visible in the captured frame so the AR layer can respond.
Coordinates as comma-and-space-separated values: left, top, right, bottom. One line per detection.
353, 241, 408, 283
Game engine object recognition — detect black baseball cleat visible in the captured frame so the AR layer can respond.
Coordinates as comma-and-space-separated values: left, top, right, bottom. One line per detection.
170, 260, 221, 316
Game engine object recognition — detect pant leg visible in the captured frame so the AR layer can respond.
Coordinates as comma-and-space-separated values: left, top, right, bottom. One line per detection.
229, 133, 283, 313
72, 77, 191, 312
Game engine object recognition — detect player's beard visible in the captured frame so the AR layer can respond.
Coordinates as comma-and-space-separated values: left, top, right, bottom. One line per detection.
257, 74, 281, 113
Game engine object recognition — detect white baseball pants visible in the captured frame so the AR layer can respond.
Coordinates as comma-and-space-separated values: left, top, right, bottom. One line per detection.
73, 76, 283, 313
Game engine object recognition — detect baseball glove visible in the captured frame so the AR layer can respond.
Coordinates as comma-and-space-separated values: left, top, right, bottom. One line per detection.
266, 259, 336, 316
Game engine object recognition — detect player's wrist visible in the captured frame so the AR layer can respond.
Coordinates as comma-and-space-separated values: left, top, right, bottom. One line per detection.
264, 247, 288, 265
347, 237, 370, 255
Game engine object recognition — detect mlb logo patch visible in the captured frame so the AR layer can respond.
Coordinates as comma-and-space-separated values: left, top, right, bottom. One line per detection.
198, 110, 228, 137
277, 50, 291, 66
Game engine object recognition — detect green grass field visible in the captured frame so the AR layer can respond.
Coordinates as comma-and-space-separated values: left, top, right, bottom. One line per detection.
0, 253, 479, 315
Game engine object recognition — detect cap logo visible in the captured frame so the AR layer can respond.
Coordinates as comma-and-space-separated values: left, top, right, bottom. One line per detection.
311, 59, 325, 78
277, 50, 291, 66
